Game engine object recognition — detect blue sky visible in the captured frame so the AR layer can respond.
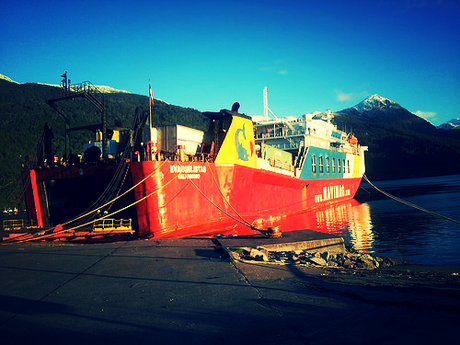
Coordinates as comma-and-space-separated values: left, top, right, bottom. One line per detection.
1, 0, 459, 125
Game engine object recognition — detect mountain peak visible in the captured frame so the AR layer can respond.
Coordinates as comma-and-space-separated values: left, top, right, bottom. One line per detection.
367, 94, 390, 102
353, 94, 400, 113
437, 118, 460, 130
337, 94, 436, 134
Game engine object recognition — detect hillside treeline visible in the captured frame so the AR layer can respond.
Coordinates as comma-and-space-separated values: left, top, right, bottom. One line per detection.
333, 112, 460, 180
0, 80, 208, 209
1, 78, 460, 210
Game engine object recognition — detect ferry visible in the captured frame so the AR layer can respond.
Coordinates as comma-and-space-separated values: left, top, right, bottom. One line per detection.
17, 84, 367, 241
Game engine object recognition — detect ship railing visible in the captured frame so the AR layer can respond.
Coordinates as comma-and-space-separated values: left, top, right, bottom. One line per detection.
3, 219, 37, 231
255, 139, 300, 152
268, 159, 295, 172
340, 145, 363, 156
255, 130, 306, 139
153, 150, 216, 163
328, 143, 363, 156
196, 153, 216, 163
93, 219, 132, 232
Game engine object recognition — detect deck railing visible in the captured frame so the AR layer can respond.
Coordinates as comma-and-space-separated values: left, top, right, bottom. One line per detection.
3, 219, 36, 231
93, 219, 132, 232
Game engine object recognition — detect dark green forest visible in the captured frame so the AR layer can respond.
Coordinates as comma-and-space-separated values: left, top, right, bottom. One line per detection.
0, 79, 208, 210
333, 108, 460, 181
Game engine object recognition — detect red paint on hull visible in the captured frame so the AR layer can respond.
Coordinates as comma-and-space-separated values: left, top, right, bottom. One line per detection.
131, 161, 363, 238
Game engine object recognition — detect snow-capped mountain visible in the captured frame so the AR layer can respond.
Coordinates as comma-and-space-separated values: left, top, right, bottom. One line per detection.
437, 118, 460, 130
0, 73, 129, 94
37, 82, 130, 94
339, 94, 412, 120
352, 94, 400, 114
339, 94, 458, 132
337, 94, 437, 134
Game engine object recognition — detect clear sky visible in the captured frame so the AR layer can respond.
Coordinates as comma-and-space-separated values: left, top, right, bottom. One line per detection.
1, 0, 459, 125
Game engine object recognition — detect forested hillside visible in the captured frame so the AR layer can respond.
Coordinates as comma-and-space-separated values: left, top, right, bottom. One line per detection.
1, 77, 460, 210
0, 79, 208, 210
333, 110, 460, 180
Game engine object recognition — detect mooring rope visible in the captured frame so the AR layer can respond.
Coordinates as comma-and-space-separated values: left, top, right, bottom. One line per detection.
205, 161, 255, 228
185, 162, 272, 235
59, 160, 167, 228
188, 177, 259, 231
2, 160, 178, 243
363, 174, 460, 225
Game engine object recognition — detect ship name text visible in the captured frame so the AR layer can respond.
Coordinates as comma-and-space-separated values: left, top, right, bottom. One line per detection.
314, 185, 350, 203
170, 165, 206, 180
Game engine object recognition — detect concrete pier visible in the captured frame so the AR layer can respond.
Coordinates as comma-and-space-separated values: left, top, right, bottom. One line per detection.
0, 236, 459, 345
217, 229, 346, 255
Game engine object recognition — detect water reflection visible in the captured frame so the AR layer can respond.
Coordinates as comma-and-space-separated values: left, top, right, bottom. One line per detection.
279, 175, 460, 265
281, 200, 374, 253
343, 202, 374, 253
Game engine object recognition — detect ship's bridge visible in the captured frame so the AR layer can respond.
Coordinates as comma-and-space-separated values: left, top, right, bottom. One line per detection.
253, 114, 345, 153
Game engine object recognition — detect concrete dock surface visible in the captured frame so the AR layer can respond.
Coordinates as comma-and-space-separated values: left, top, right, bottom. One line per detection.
0, 236, 459, 345
217, 229, 346, 255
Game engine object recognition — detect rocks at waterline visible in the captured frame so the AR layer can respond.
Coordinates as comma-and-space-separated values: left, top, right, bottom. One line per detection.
228, 246, 405, 270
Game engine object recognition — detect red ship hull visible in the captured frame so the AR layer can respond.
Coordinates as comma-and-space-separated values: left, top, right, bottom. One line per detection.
16, 107, 366, 242
131, 161, 362, 238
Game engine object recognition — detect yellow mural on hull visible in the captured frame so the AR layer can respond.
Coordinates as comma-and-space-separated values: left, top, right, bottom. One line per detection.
215, 115, 258, 168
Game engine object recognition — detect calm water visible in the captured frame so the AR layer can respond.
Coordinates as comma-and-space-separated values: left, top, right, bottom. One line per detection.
2, 175, 459, 265
286, 174, 460, 265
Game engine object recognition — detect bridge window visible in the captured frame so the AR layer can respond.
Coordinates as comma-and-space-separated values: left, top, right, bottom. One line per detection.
343, 159, 346, 173
319, 155, 324, 173
311, 155, 316, 173
337, 159, 341, 173
347, 160, 350, 173
332, 158, 336, 173
326, 157, 330, 173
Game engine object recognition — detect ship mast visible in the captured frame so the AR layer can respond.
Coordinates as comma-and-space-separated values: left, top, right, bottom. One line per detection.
263, 87, 278, 120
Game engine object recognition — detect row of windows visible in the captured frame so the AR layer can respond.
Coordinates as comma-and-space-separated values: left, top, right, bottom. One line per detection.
311, 155, 350, 174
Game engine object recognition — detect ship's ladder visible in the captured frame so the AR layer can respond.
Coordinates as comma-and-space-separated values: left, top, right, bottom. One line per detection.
295, 145, 309, 172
